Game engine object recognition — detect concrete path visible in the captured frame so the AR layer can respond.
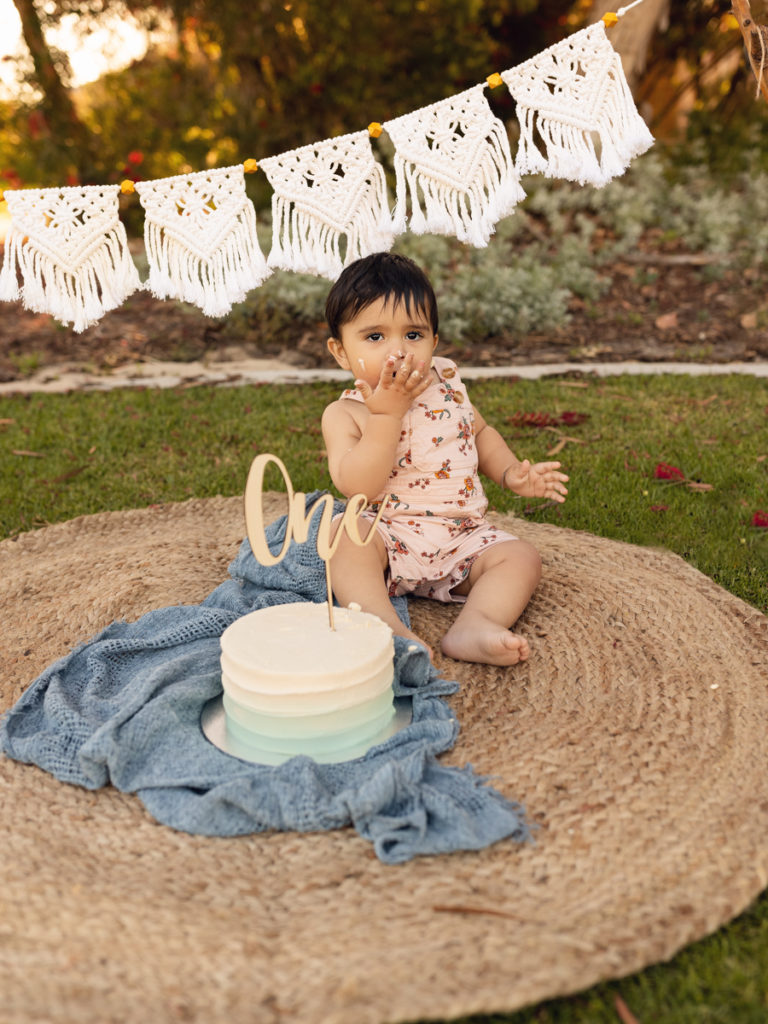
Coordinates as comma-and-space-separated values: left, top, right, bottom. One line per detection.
1, 357, 767, 395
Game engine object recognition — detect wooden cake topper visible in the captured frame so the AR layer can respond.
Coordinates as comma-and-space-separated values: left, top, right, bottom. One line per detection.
243, 453, 387, 629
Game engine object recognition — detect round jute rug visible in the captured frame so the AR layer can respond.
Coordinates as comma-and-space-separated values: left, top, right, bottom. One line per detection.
2, 495, 768, 1024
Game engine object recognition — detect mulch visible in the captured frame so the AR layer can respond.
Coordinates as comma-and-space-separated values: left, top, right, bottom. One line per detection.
1, 251, 766, 381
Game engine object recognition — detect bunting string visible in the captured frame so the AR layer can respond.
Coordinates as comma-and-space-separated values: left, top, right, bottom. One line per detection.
0, 15, 654, 331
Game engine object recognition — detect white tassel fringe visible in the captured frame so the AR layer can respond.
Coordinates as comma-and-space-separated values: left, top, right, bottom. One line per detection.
136, 166, 270, 317
502, 22, 654, 187
384, 85, 525, 248
260, 132, 394, 280
0, 186, 140, 333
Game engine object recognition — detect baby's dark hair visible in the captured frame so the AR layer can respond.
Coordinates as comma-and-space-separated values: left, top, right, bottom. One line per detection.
325, 252, 438, 339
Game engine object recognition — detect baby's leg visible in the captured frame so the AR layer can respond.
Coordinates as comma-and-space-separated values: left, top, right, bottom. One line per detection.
330, 520, 431, 655
441, 540, 541, 666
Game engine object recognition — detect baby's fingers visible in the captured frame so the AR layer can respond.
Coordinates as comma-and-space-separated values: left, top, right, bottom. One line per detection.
379, 354, 397, 388
406, 360, 430, 393
533, 460, 567, 476
381, 352, 412, 387
547, 481, 569, 502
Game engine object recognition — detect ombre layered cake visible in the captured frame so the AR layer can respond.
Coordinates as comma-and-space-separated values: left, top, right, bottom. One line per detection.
219, 602, 397, 765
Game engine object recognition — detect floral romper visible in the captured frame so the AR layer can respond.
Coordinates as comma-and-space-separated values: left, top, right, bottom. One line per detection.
340, 356, 518, 602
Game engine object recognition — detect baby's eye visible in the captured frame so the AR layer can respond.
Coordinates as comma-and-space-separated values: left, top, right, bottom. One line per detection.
365, 332, 384, 343
405, 331, 424, 341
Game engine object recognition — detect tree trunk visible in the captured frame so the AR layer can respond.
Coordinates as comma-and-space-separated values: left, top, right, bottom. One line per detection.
731, 0, 768, 102
585, 0, 670, 91
11, 0, 96, 179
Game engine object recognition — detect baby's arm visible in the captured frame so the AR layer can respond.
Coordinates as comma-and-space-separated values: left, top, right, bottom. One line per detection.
322, 352, 431, 500
322, 400, 401, 500
474, 406, 569, 502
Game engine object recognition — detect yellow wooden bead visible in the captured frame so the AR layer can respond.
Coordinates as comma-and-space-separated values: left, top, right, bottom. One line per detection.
368, 122, 383, 138
602, 11, 619, 27
486, 72, 504, 89
243, 158, 259, 173
120, 179, 135, 194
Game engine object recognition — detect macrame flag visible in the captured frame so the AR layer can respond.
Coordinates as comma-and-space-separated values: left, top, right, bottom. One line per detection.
501, 21, 654, 187
258, 131, 395, 279
382, 84, 525, 248
134, 165, 269, 317
0, 185, 140, 333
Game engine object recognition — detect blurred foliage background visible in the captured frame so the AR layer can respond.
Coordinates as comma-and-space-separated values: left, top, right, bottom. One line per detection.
1, 0, 768, 205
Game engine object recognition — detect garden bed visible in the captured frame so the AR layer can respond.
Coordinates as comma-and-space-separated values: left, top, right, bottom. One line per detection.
1, 252, 766, 383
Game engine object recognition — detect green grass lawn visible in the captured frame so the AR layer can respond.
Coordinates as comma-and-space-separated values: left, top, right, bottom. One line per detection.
2, 371, 768, 1022
3, 372, 766, 611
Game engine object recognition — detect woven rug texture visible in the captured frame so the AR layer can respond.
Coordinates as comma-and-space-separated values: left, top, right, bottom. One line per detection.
1, 494, 767, 1024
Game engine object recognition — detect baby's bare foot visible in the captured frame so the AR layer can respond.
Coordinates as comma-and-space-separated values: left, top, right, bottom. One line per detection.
441, 616, 530, 666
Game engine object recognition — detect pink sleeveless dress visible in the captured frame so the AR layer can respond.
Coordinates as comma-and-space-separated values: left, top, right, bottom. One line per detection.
340, 357, 518, 601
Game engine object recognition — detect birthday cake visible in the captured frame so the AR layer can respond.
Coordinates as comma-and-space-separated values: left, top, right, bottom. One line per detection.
219, 601, 397, 765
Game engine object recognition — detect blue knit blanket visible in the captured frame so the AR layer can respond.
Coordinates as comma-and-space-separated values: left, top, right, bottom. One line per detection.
0, 495, 529, 864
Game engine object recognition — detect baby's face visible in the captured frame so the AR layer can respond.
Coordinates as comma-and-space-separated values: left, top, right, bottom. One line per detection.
328, 295, 438, 391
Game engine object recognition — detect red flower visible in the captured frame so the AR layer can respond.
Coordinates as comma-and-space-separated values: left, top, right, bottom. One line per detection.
127, 150, 144, 165
27, 111, 46, 138
752, 510, 768, 528
654, 462, 685, 480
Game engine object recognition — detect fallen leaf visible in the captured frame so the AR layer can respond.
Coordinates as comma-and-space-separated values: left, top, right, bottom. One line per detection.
654, 462, 685, 480
686, 481, 713, 492
544, 428, 587, 444
47, 466, 87, 485
547, 439, 567, 456
655, 312, 678, 330
614, 993, 640, 1024
740, 311, 758, 329
650, 504, 669, 512
432, 904, 524, 921
0, 418, 15, 426
12, 449, 44, 458
559, 411, 590, 426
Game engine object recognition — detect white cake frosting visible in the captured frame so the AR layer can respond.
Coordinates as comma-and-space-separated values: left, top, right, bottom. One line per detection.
219, 602, 396, 764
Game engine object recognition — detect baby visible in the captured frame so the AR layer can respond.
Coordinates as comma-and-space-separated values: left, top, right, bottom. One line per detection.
322, 252, 568, 666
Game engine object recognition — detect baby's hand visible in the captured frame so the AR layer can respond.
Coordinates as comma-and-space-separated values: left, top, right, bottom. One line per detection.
504, 460, 569, 502
355, 352, 431, 418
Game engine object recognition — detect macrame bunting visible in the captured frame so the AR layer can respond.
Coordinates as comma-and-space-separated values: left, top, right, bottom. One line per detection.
0, 185, 140, 332
134, 165, 269, 317
0, 20, 656, 328
383, 84, 525, 248
501, 21, 654, 187
258, 131, 394, 280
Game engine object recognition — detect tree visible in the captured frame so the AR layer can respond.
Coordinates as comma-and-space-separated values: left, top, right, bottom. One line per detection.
11, 0, 98, 180
731, 0, 768, 102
